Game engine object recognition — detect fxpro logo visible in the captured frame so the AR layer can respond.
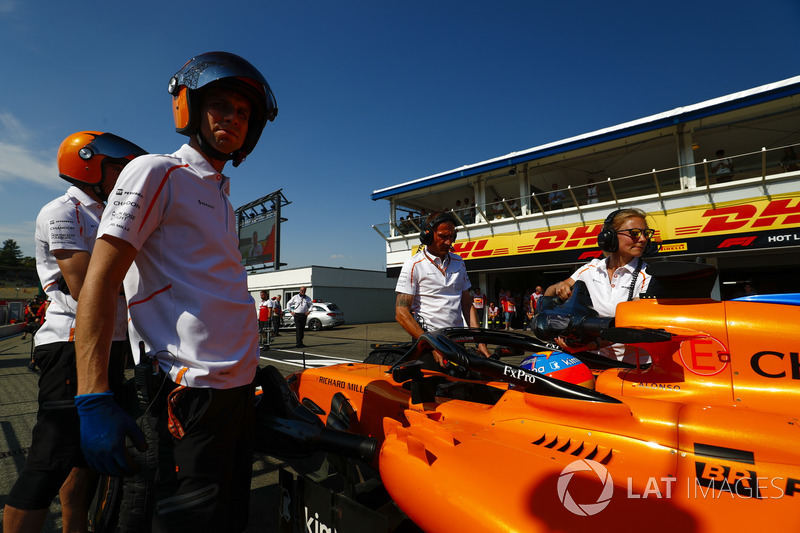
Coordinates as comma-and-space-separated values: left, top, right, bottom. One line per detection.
557, 459, 614, 516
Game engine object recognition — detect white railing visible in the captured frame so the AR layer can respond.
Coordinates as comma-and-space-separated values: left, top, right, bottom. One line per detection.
373, 143, 800, 241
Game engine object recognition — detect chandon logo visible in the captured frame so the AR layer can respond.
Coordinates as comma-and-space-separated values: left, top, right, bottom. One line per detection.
557, 459, 614, 516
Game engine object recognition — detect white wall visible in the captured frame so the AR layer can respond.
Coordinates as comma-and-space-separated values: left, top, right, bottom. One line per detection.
248, 265, 396, 324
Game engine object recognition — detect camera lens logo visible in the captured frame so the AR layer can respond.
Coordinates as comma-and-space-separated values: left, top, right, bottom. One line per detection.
557, 459, 614, 516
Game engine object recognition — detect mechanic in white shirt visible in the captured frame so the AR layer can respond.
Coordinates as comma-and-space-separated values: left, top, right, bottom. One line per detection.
4, 131, 145, 533
396, 211, 490, 365
545, 208, 654, 364
74, 51, 278, 532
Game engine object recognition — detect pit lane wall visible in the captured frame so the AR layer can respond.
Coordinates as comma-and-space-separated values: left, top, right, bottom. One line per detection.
385, 175, 800, 275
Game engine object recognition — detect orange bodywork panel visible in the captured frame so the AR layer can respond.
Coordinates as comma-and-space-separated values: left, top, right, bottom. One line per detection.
290, 297, 800, 532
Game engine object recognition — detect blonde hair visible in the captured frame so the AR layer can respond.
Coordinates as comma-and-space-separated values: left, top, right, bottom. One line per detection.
608, 208, 648, 231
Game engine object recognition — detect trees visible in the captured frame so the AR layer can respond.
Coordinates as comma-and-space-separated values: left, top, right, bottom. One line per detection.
0, 239, 24, 267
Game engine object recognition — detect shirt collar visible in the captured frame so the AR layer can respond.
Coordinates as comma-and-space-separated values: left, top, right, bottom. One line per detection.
604, 256, 641, 273
424, 248, 450, 269
175, 144, 231, 194
67, 185, 104, 213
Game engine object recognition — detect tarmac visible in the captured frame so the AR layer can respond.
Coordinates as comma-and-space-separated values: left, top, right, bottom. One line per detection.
0, 322, 410, 532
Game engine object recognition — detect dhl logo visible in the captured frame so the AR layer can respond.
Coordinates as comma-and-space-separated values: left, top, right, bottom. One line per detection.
452, 226, 605, 259
677, 199, 800, 235
450, 199, 800, 260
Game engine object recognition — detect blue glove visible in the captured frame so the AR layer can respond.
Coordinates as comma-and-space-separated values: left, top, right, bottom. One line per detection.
75, 391, 148, 476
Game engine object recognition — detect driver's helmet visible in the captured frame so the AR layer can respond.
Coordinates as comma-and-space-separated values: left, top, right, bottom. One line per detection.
167, 51, 278, 166
520, 350, 595, 389
57, 131, 147, 195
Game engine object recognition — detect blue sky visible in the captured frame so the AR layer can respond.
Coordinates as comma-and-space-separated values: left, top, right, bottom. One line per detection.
1, 0, 798, 271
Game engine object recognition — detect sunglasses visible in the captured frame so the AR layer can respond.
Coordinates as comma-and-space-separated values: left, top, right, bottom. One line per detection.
618, 228, 655, 239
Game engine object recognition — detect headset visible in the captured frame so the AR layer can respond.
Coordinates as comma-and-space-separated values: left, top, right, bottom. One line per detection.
419, 212, 459, 246
596, 210, 623, 252
597, 209, 661, 255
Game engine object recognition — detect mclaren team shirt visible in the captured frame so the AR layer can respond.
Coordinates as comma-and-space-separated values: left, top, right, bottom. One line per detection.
34, 186, 127, 345
396, 248, 472, 331
569, 257, 651, 363
98, 144, 259, 389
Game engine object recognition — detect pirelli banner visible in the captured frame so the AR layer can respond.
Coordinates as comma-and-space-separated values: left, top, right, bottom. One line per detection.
435, 197, 800, 271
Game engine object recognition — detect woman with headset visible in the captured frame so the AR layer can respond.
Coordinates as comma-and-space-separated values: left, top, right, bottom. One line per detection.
544, 208, 656, 364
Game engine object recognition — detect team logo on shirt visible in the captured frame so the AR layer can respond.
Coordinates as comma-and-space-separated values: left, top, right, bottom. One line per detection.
198, 200, 215, 209
115, 188, 144, 198
113, 200, 141, 209
110, 211, 136, 222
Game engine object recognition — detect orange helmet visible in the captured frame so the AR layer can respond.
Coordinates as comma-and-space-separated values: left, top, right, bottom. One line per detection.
167, 51, 278, 166
57, 131, 147, 187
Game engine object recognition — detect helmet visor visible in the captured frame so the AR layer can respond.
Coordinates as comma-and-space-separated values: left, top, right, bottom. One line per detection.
82, 133, 147, 160
172, 51, 277, 122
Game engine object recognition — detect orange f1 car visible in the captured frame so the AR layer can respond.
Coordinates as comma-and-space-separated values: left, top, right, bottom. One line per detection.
266, 262, 800, 532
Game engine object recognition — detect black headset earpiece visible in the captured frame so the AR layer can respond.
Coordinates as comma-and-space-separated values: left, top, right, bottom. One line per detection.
419, 212, 458, 246
596, 210, 621, 253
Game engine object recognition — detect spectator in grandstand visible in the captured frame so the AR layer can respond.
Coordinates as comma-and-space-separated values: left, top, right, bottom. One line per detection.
780, 147, 799, 173
398, 216, 412, 234
586, 178, 599, 204
492, 198, 504, 219
463, 197, 475, 224
711, 149, 735, 183
548, 183, 566, 210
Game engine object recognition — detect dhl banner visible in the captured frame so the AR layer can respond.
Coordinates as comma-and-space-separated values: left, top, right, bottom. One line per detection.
417, 197, 800, 265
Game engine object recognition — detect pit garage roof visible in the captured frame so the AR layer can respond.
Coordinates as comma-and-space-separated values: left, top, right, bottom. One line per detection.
371, 76, 800, 201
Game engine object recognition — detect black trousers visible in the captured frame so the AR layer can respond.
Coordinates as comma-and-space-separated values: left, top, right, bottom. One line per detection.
293, 313, 307, 345
149, 382, 255, 533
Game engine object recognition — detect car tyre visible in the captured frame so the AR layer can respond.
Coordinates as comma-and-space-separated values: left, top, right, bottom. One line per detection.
308, 318, 322, 331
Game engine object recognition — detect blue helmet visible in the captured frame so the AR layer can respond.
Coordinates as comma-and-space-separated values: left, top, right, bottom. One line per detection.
168, 51, 278, 166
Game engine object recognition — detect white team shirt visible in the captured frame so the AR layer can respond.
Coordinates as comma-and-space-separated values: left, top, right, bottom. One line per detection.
34, 186, 127, 344
98, 144, 259, 389
570, 256, 651, 363
395, 248, 472, 331
287, 294, 313, 314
